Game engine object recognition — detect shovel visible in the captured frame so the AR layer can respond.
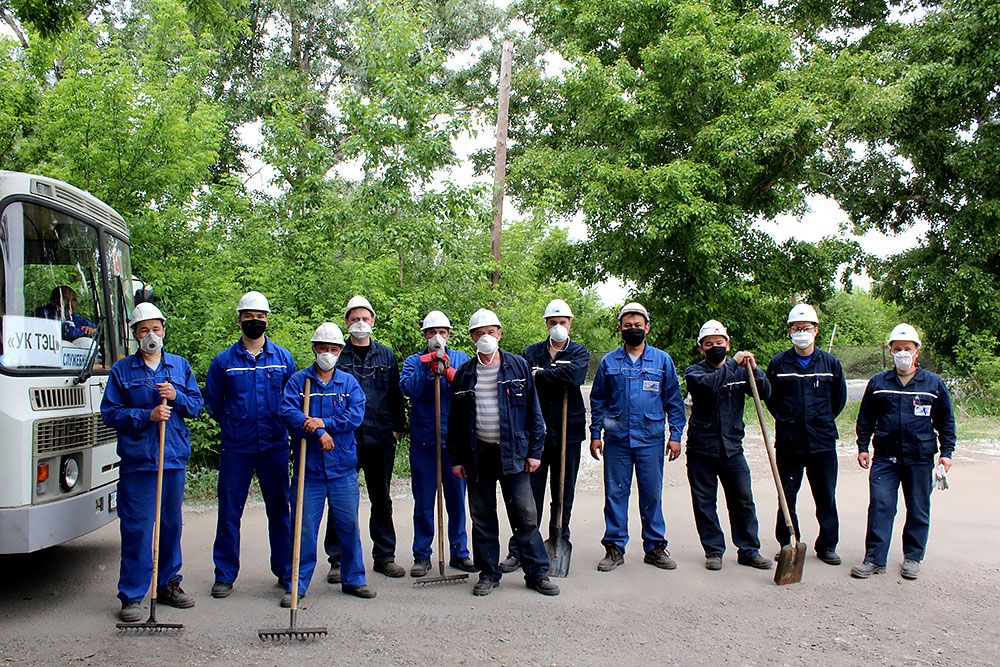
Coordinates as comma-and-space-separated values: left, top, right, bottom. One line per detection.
544, 389, 572, 577
747, 365, 805, 585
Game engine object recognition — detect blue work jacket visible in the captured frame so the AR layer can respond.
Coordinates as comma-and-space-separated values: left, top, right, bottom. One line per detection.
522, 339, 590, 445
399, 347, 471, 448
203, 338, 296, 453
338, 340, 406, 446
34, 304, 97, 340
101, 352, 204, 471
856, 368, 956, 464
685, 358, 770, 458
447, 351, 547, 478
765, 348, 848, 453
590, 345, 686, 447
279, 366, 366, 479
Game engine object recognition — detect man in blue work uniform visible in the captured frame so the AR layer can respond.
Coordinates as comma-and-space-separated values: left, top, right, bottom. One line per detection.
589, 302, 686, 572
501, 299, 590, 574
851, 323, 956, 581
279, 322, 375, 604
204, 291, 296, 598
449, 308, 559, 596
684, 320, 772, 571
399, 310, 475, 577
324, 296, 408, 581
101, 302, 204, 623
765, 303, 848, 565
34, 285, 97, 346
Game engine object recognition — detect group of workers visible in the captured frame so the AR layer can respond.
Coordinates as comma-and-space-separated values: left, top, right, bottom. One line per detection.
100, 292, 957, 622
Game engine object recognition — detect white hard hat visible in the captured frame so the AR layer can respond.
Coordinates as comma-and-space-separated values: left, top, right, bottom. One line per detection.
344, 295, 375, 320
468, 308, 502, 331
888, 323, 921, 347
237, 290, 270, 314
698, 320, 729, 343
421, 310, 451, 330
131, 302, 165, 328
543, 299, 574, 319
787, 303, 819, 324
311, 322, 346, 346
618, 302, 650, 323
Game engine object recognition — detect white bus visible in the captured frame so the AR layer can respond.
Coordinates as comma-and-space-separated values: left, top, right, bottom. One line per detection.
0, 171, 136, 553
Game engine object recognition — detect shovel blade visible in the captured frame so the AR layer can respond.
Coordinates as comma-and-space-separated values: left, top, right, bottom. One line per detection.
773, 543, 806, 586
544, 537, 572, 578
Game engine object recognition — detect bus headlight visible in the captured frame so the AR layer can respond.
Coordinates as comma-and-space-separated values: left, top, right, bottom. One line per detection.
60, 457, 80, 492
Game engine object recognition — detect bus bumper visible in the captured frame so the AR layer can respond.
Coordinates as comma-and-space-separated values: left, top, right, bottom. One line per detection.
0, 483, 118, 554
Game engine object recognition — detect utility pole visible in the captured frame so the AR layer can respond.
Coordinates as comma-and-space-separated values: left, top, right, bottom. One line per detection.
491, 41, 514, 293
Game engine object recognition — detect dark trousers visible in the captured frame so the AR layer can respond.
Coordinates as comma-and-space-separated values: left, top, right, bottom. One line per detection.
507, 438, 583, 557
864, 457, 934, 566
775, 448, 839, 554
686, 451, 762, 558
325, 441, 397, 564
466, 441, 549, 583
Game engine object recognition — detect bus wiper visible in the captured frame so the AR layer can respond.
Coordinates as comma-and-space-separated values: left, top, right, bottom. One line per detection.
74, 316, 106, 385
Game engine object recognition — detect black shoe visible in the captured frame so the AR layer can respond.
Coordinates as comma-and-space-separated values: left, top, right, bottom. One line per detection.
410, 559, 432, 577
211, 581, 233, 599
528, 577, 560, 596
644, 545, 677, 570
818, 550, 842, 566
156, 579, 195, 609
450, 556, 477, 573
326, 563, 341, 584
499, 554, 521, 573
472, 577, 499, 596
597, 545, 624, 572
343, 584, 377, 599
705, 555, 723, 571
738, 553, 774, 570
119, 600, 144, 623
374, 560, 405, 578
279, 591, 305, 608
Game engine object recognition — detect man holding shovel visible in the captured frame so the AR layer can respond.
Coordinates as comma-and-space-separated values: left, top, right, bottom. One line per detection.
500, 299, 589, 576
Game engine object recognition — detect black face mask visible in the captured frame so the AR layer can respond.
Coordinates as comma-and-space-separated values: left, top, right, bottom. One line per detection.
705, 345, 728, 365
240, 319, 267, 340
621, 328, 646, 347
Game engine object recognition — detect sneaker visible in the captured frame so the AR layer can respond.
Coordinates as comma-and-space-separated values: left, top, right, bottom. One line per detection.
211, 581, 233, 599
644, 545, 677, 570
279, 591, 305, 608
374, 560, 405, 578
156, 579, 195, 609
597, 545, 624, 572
528, 577, 560, 596
119, 600, 144, 623
410, 559, 432, 578
343, 584, 377, 599
818, 550, 842, 566
850, 561, 886, 579
738, 553, 774, 570
901, 559, 921, 580
326, 563, 341, 584
499, 554, 521, 573
450, 556, 477, 572
472, 577, 499, 596
705, 555, 723, 571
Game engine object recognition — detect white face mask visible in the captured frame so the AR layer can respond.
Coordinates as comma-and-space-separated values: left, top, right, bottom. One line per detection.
549, 324, 569, 343
428, 333, 447, 353
315, 352, 338, 371
348, 322, 372, 339
475, 334, 499, 355
893, 351, 914, 373
790, 331, 815, 350
139, 332, 163, 355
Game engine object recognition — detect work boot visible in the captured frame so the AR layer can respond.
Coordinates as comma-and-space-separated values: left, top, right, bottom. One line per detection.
119, 600, 144, 623
597, 545, 624, 572
738, 553, 774, 570
326, 563, 341, 584
705, 555, 723, 571
343, 584, 377, 599
818, 550, 842, 566
279, 591, 305, 608
528, 577, 560, 596
410, 559, 432, 577
211, 581, 233, 599
156, 579, 195, 609
643, 545, 677, 570
374, 560, 405, 578
472, 577, 499, 596
450, 556, 477, 572
901, 559, 922, 580
499, 554, 521, 573
850, 561, 886, 579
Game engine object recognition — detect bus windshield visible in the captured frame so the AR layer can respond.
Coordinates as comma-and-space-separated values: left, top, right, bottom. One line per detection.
0, 200, 132, 372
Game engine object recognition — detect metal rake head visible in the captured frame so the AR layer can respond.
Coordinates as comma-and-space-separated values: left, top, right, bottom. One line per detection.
257, 627, 328, 642
412, 573, 469, 587
116, 622, 184, 633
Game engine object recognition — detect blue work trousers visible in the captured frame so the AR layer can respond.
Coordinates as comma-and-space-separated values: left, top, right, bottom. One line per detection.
601, 442, 668, 554
410, 444, 469, 561
864, 457, 934, 566
686, 451, 762, 558
775, 448, 839, 553
117, 468, 185, 603
286, 473, 366, 595
212, 447, 291, 585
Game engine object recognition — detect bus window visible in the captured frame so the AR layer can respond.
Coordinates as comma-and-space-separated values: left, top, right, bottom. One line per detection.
106, 235, 136, 359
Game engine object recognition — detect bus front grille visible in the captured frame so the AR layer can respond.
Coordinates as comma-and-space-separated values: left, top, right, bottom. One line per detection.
33, 414, 116, 456
30, 386, 87, 411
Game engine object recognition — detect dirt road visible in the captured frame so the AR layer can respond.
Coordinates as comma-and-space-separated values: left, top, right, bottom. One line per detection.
2, 442, 999, 666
